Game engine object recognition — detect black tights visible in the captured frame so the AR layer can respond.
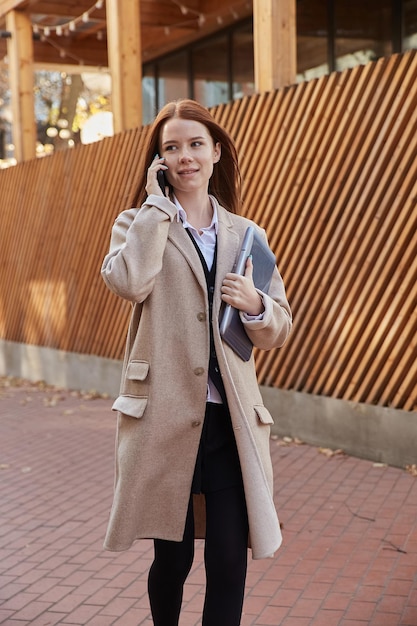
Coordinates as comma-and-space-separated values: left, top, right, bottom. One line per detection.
148, 486, 249, 626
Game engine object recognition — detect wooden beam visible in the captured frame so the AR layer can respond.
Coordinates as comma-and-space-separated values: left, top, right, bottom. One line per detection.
253, 0, 297, 91
0, 1, 29, 20
106, 0, 142, 133
18, 1, 105, 19
34, 62, 109, 74
6, 9, 36, 162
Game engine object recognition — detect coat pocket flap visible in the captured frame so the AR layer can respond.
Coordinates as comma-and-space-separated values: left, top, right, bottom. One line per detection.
254, 405, 274, 425
112, 395, 148, 419
126, 360, 149, 381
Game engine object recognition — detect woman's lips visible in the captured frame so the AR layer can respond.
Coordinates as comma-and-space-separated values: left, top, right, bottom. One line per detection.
178, 169, 198, 175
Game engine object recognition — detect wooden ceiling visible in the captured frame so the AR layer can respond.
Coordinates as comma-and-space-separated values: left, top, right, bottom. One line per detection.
0, 0, 253, 68
0, 0, 415, 71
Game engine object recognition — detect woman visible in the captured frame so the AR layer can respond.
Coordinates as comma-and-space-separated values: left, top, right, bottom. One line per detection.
101, 99, 292, 626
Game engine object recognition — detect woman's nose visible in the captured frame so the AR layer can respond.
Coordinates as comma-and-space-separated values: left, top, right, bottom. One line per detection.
178, 147, 192, 161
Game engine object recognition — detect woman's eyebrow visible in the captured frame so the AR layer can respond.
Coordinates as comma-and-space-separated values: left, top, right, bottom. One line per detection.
161, 135, 205, 146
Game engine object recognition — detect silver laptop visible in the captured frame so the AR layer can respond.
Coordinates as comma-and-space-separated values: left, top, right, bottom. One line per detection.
219, 226, 276, 361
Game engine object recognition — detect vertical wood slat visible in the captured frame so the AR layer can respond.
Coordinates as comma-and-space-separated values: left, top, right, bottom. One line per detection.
254, 63, 376, 384
253, 53, 417, 410
0, 50, 416, 410
88, 128, 143, 357
86, 128, 144, 355
327, 121, 417, 401
306, 57, 417, 397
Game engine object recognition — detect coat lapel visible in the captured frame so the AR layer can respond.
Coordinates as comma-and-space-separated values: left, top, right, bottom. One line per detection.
214, 207, 241, 318
168, 219, 207, 292
167, 202, 242, 312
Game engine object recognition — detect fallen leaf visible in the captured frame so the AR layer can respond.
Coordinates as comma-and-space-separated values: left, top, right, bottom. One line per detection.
80, 390, 103, 400
405, 464, 417, 477
35, 380, 49, 390
318, 447, 345, 457
43, 394, 64, 407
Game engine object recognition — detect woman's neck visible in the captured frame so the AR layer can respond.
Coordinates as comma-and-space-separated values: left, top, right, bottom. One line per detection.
175, 190, 213, 232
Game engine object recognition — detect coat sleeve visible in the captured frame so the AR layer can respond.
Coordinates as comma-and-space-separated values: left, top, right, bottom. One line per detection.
101, 195, 177, 302
240, 229, 292, 351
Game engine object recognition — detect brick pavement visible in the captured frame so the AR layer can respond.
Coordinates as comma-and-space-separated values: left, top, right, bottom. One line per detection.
0, 377, 416, 626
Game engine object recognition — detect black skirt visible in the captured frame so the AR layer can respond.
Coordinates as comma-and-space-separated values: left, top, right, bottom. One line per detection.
191, 402, 244, 494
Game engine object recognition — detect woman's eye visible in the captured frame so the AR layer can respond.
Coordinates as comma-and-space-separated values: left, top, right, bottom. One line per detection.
191, 141, 202, 147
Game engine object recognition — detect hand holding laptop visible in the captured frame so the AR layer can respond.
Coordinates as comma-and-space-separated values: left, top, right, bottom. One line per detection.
221, 254, 264, 317
219, 226, 276, 361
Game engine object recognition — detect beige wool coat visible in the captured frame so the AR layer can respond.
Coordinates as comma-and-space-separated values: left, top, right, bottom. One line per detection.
101, 194, 292, 560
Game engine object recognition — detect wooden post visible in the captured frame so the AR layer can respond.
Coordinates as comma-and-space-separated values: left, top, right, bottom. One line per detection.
253, 0, 297, 92
6, 10, 36, 162
106, 0, 142, 133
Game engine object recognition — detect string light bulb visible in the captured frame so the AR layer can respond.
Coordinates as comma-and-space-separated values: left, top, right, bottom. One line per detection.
31, 0, 105, 38
169, 0, 248, 30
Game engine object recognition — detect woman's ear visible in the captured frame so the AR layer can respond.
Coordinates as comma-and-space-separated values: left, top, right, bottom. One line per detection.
213, 142, 221, 163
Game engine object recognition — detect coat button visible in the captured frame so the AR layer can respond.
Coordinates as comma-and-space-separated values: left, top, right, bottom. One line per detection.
197, 311, 206, 321
194, 367, 204, 376
192, 420, 201, 428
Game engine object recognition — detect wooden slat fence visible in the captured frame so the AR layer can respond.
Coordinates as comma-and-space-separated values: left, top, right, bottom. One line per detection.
0, 50, 416, 410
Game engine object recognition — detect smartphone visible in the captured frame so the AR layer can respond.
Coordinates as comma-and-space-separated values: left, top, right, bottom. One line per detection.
157, 169, 167, 195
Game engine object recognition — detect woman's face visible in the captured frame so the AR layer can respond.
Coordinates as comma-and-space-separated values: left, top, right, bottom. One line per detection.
159, 118, 221, 195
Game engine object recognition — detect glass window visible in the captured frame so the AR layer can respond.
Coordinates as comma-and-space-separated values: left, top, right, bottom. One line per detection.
404, 0, 417, 50
142, 66, 156, 126
232, 21, 255, 99
140, 2, 417, 120
296, 2, 329, 80
334, 1, 392, 71
192, 35, 229, 107
157, 51, 189, 109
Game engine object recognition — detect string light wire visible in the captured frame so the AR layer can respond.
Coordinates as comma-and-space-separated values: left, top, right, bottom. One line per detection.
30, 0, 251, 65
31, 1, 105, 37
30, 0, 249, 37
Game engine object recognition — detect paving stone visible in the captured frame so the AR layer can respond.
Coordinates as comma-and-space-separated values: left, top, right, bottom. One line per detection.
1, 380, 417, 625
